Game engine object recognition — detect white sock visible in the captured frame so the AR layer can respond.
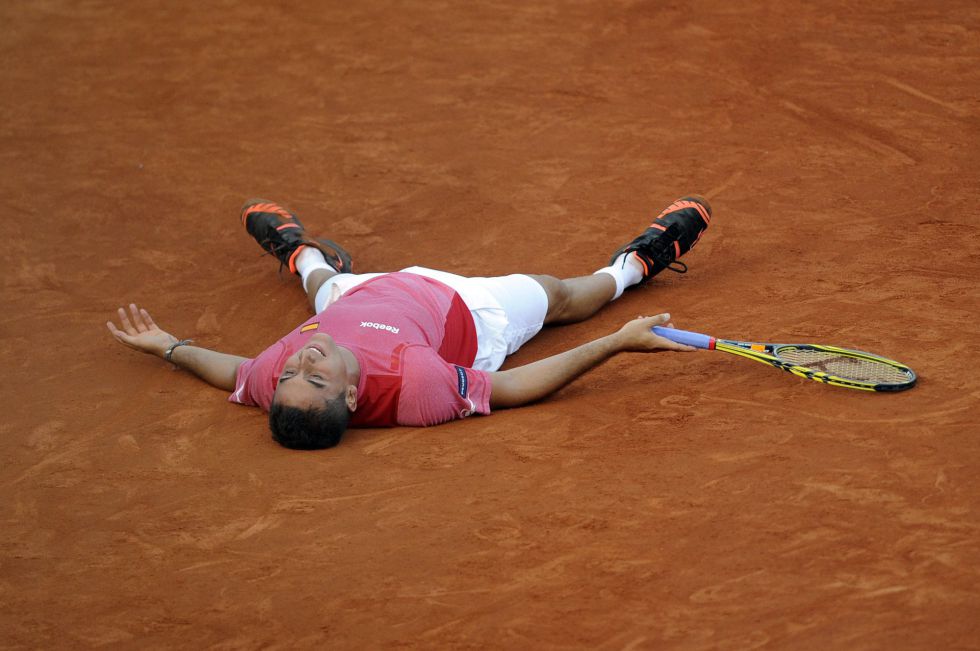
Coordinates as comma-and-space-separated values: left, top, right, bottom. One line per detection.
295, 246, 332, 293
593, 252, 645, 300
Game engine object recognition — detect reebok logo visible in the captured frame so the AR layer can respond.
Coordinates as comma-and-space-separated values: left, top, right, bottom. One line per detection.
360, 321, 400, 334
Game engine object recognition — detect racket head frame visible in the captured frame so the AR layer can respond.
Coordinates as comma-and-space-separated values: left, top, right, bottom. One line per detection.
714, 339, 917, 392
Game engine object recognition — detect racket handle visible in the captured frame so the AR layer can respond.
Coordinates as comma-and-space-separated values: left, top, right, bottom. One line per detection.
651, 326, 716, 350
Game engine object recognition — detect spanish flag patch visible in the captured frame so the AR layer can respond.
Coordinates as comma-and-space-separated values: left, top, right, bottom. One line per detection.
300, 322, 320, 333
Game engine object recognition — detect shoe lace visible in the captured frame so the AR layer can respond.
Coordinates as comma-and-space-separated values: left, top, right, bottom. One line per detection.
259, 239, 291, 276
645, 225, 688, 274
655, 254, 688, 274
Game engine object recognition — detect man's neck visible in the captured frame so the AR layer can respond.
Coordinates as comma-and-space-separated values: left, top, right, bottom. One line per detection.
338, 345, 361, 383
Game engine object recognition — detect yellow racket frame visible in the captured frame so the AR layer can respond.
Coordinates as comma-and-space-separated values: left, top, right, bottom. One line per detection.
714, 340, 916, 392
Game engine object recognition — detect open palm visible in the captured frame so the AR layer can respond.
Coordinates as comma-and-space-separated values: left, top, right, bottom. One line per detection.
106, 304, 178, 357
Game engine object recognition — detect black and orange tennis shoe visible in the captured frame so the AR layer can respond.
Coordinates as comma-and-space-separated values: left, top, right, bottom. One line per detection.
609, 195, 712, 281
241, 199, 353, 275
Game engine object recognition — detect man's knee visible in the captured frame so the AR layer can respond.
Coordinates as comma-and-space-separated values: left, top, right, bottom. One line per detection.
528, 274, 570, 324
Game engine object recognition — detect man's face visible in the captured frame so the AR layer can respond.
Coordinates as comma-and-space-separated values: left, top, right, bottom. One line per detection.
274, 333, 350, 409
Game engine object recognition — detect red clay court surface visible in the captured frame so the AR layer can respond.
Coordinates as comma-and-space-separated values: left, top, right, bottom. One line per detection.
2, 1, 979, 648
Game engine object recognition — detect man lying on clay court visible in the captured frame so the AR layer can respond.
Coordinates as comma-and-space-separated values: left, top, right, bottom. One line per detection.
106, 195, 712, 449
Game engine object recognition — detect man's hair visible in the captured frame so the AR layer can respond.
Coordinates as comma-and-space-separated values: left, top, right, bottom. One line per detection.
269, 391, 351, 450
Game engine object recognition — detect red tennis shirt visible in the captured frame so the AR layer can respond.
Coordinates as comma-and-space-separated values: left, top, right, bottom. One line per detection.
228, 273, 492, 427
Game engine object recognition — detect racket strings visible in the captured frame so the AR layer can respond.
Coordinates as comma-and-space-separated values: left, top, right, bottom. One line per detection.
775, 347, 912, 384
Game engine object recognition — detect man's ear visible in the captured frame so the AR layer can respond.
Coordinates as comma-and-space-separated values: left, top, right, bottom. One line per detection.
345, 385, 357, 412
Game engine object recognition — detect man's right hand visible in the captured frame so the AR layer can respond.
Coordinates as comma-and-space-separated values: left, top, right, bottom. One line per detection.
106, 304, 179, 358
615, 314, 697, 353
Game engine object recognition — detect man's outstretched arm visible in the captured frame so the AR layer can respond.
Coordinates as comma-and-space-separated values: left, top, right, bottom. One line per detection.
106, 303, 246, 392
488, 313, 695, 409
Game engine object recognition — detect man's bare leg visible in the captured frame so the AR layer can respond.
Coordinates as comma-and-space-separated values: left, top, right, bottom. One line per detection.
526, 195, 714, 326
529, 273, 618, 325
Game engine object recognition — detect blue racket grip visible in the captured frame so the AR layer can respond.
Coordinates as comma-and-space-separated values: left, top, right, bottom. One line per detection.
651, 326, 715, 349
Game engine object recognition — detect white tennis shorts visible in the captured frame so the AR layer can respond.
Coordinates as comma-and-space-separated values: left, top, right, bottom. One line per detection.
314, 266, 549, 372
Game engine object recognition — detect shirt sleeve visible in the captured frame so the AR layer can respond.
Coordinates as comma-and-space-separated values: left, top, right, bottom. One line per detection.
396, 346, 492, 426
228, 357, 260, 406
227, 353, 277, 412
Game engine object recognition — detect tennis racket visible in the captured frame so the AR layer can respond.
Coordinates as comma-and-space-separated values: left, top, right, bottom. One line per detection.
652, 326, 916, 392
